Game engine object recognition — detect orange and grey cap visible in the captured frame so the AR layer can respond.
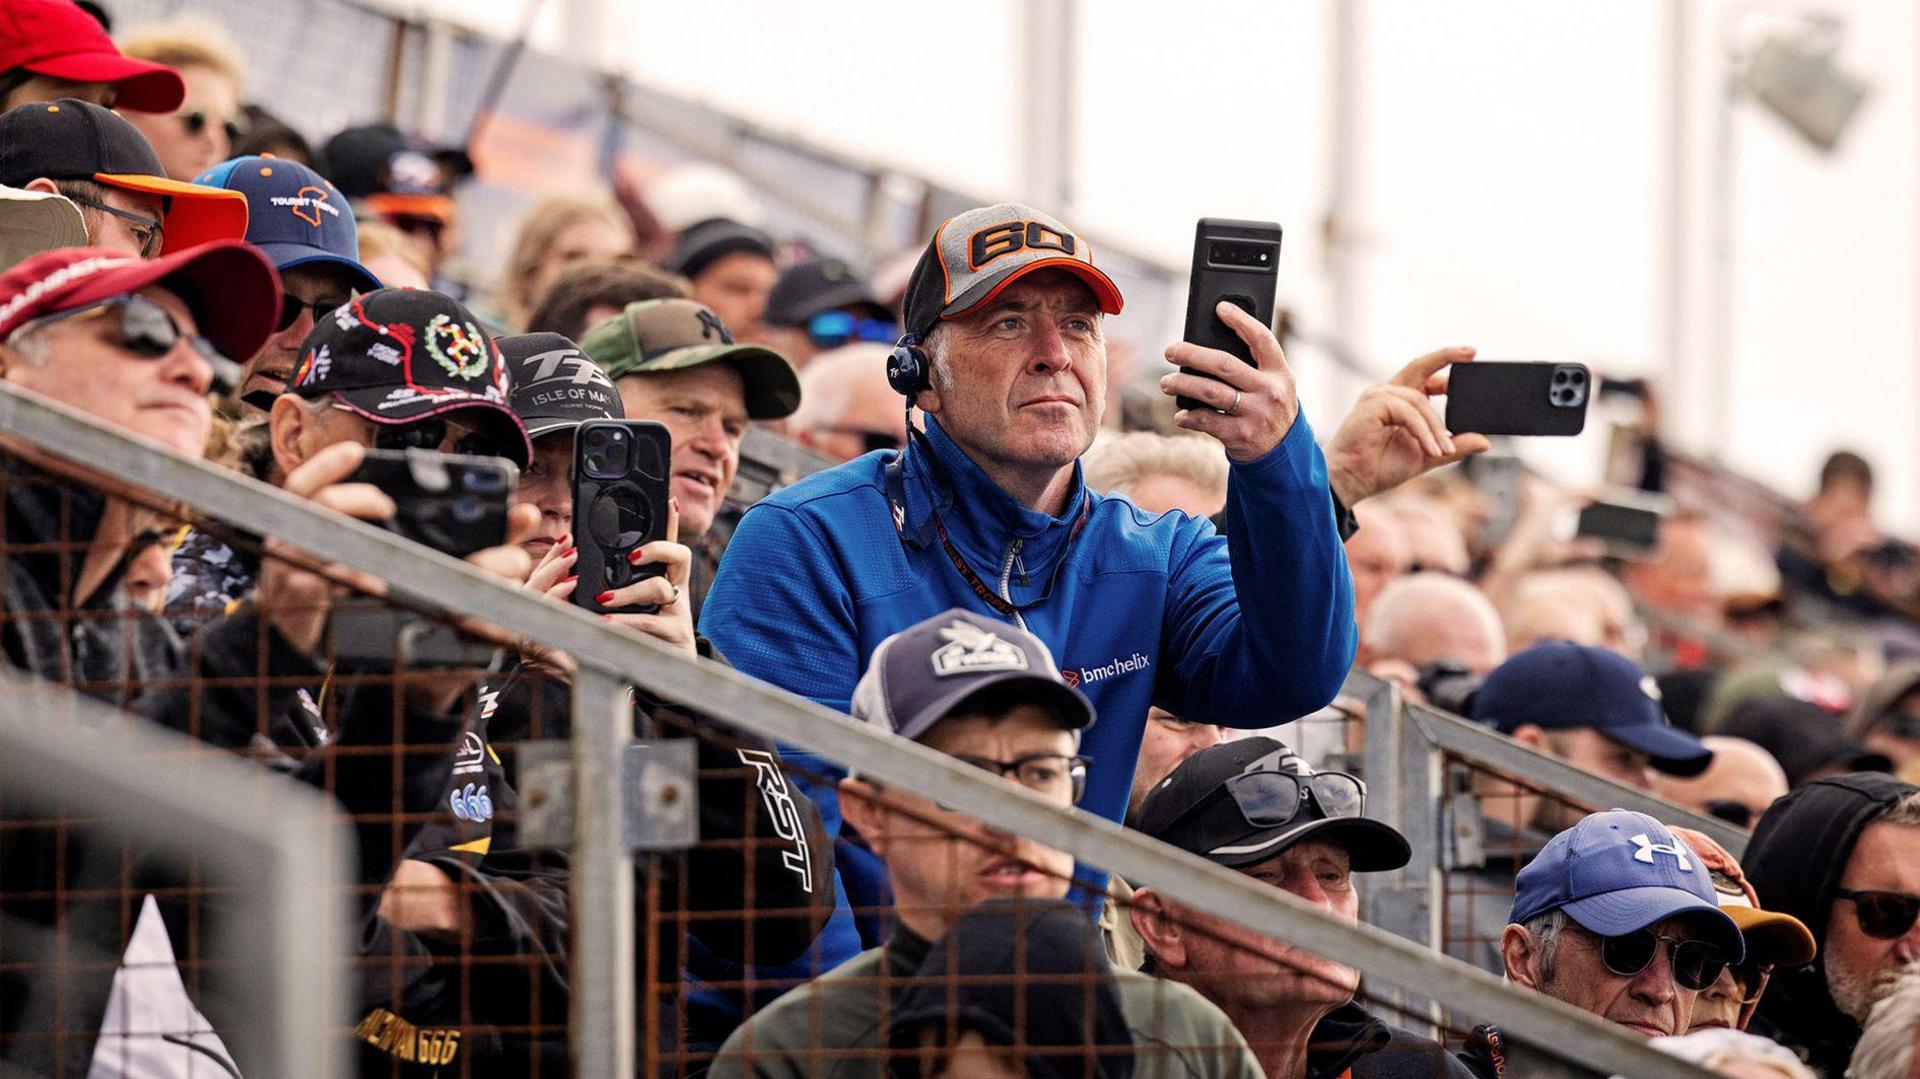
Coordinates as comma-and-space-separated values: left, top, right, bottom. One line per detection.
578, 298, 800, 421
900, 203, 1122, 341
0, 99, 246, 255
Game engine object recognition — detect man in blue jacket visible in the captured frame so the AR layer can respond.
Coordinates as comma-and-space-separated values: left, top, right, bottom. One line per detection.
700, 202, 1358, 976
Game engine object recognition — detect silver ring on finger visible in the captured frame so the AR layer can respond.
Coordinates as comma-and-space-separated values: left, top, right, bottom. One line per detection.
670, 585, 682, 605
1225, 389, 1244, 416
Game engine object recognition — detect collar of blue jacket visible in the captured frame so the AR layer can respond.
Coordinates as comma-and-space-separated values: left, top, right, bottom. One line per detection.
900, 415, 1089, 588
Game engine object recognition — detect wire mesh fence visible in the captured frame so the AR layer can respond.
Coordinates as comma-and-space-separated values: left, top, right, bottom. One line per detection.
0, 383, 1736, 1079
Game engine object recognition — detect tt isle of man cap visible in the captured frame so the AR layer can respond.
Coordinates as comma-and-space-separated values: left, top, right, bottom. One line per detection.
194, 155, 380, 292
900, 203, 1123, 341
850, 608, 1094, 743
500, 332, 624, 439
0, 100, 248, 254
288, 288, 530, 466
578, 298, 800, 420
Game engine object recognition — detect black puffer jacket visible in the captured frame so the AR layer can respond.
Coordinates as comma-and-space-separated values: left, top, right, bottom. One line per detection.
1744, 771, 1918, 1077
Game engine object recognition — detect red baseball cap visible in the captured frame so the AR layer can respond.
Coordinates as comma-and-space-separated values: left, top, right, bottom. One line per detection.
0, 242, 282, 364
0, 0, 185, 113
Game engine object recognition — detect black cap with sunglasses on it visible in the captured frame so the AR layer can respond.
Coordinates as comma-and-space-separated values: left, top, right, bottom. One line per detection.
287, 288, 531, 467
1134, 737, 1411, 872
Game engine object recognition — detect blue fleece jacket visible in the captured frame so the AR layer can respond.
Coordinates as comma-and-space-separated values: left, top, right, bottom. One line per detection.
699, 412, 1357, 975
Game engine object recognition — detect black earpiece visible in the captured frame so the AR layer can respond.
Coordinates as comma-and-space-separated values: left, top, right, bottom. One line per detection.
886, 333, 929, 398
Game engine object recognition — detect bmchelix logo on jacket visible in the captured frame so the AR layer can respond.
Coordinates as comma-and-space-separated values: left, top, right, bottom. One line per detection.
1061, 651, 1151, 688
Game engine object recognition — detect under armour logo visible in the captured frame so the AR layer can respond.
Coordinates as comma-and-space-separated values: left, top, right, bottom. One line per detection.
1629, 833, 1692, 871
695, 308, 734, 344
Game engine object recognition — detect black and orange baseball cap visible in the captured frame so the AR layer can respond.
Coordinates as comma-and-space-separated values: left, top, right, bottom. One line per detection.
0, 0, 184, 113
321, 124, 472, 224
0, 100, 247, 255
900, 203, 1122, 341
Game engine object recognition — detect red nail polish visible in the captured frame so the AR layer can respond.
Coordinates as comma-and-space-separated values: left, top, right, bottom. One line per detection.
595, 591, 615, 604
560, 575, 577, 585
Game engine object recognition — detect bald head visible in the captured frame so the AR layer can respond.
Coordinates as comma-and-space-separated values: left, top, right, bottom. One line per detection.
1388, 497, 1470, 576
788, 342, 908, 462
1362, 572, 1506, 674
1650, 736, 1788, 824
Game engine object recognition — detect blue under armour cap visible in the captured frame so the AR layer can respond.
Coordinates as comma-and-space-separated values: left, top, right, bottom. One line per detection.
1470, 641, 1713, 777
194, 155, 379, 292
1510, 809, 1744, 961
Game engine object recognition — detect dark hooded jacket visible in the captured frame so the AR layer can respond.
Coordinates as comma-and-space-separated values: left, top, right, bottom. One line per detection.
1744, 771, 1919, 1077
1308, 1003, 1476, 1078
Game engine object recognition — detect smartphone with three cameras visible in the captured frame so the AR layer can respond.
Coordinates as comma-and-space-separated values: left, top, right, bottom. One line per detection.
1178, 218, 1283, 412
571, 420, 673, 615
346, 448, 518, 558
1444, 361, 1591, 437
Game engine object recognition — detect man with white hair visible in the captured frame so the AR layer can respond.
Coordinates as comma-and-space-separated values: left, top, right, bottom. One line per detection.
1081, 430, 1228, 518
1359, 572, 1506, 696
1501, 565, 1646, 660
785, 341, 907, 463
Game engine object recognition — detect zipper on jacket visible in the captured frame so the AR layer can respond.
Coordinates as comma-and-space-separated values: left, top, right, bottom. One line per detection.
997, 539, 1028, 631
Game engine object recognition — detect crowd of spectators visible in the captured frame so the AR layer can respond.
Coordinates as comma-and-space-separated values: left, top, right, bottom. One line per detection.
0, 2, 1918, 1077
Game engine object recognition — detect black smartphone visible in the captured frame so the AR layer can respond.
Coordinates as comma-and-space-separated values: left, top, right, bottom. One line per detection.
346, 448, 518, 558
571, 420, 672, 614
1178, 217, 1282, 412
1445, 362, 1591, 437
1572, 492, 1669, 559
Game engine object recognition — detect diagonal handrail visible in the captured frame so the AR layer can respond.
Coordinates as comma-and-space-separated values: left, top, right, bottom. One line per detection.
0, 383, 1719, 1079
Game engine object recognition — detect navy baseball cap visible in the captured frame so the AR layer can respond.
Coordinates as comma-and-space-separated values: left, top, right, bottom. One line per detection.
1471, 641, 1713, 777
195, 156, 380, 293
850, 608, 1094, 742
1510, 809, 1744, 961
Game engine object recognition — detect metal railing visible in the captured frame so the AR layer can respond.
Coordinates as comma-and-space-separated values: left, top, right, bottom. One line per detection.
0, 678, 351, 1077
0, 383, 1737, 1078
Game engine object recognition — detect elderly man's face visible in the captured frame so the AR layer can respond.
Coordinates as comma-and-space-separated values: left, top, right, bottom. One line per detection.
1514, 915, 1719, 1037
242, 265, 361, 407
3, 286, 212, 457
922, 271, 1105, 483
1149, 840, 1361, 1010
615, 365, 747, 539
1825, 821, 1920, 1021
844, 706, 1078, 941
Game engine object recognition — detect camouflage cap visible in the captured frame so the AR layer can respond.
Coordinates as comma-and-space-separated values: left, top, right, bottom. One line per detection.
579, 298, 800, 421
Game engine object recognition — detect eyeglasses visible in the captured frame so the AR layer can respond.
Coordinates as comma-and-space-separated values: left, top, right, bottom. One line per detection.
1837, 889, 1920, 940
65, 195, 165, 258
1726, 959, 1774, 1004
340, 406, 507, 460
806, 310, 898, 349
388, 214, 448, 245
1701, 799, 1756, 829
278, 291, 355, 332
10, 295, 239, 393
1576, 925, 1730, 991
1877, 712, 1920, 741
953, 753, 1090, 805
180, 110, 246, 143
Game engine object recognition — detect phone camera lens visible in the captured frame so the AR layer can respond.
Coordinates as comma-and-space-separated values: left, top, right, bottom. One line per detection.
586, 429, 609, 449
453, 496, 483, 523
1553, 372, 1569, 385
1569, 371, 1586, 384
1258, 252, 1268, 262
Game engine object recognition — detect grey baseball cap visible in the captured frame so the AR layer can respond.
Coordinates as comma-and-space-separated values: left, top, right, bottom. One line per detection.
500, 332, 624, 439
900, 203, 1123, 341
850, 608, 1095, 741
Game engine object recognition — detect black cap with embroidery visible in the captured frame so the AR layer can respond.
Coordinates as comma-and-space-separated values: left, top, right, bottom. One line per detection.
289, 288, 531, 466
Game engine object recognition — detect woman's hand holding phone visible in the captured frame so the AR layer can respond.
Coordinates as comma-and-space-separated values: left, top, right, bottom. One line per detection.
528, 498, 695, 660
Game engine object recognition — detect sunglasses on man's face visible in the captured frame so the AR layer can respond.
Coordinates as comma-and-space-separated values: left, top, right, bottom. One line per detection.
1701, 799, 1756, 829
1837, 889, 1920, 940
12, 295, 239, 394
277, 291, 356, 332
180, 110, 246, 143
1726, 959, 1774, 1004
1579, 925, 1729, 991
805, 310, 898, 350
366, 412, 508, 461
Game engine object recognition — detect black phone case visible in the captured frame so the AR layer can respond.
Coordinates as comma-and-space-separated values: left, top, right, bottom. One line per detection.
347, 449, 517, 558
1178, 217, 1283, 411
1444, 362, 1591, 437
571, 420, 673, 614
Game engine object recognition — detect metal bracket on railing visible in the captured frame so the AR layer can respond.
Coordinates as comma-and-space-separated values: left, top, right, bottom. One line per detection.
513, 738, 699, 852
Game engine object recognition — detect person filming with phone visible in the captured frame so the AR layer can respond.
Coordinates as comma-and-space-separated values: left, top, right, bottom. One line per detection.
703, 203, 1399, 973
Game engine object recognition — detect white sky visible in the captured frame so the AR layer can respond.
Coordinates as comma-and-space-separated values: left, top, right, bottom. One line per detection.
432, 0, 1918, 531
